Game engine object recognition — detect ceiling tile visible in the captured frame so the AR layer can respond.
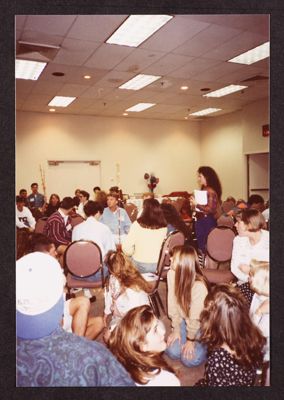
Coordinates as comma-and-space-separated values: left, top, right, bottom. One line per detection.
143, 53, 194, 76
56, 83, 89, 96
169, 57, 221, 79
192, 61, 244, 82
30, 81, 65, 95
113, 48, 165, 73
84, 43, 134, 69
53, 38, 101, 66
25, 15, 77, 36
67, 15, 128, 42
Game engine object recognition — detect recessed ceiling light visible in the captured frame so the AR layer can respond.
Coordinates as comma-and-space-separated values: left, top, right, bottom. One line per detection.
184, 116, 188, 119
48, 96, 76, 107
106, 15, 173, 47
228, 42, 269, 65
203, 84, 248, 98
189, 108, 222, 116
125, 103, 156, 112
180, 86, 188, 91
119, 74, 161, 90
123, 112, 128, 116
49, 108, 56, 112
84, 75, 91, 79
16, 59, 47, 80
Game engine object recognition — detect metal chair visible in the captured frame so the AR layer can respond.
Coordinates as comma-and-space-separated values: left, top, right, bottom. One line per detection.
206, 226, 236, 269
148, 230, 185, 317
64, 240, 105, 298
124, 203, 138, 222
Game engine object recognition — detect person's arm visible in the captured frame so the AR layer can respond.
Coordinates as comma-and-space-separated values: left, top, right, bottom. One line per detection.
122, 209, 131, 234
50, 218, 70, 246
167, 269, 182, 334
230, 237, 249, 282
26, 208, 36, 229
121, 222, 136, 256
196, 189, 217, 214
104, 286, 112, 316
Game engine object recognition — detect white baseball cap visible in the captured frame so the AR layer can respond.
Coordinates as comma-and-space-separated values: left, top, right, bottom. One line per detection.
16, 252, 65, 339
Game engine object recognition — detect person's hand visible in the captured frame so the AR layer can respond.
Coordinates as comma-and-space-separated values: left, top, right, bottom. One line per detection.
167, 331, 181, 347
182, 340, 195, 359
238, 264, 250, 274
190, 196, 196, 207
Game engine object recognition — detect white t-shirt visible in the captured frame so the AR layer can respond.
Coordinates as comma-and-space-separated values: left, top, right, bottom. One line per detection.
16, 206, 36, 229
72, 216, 115, 258
135, 369, 180, 386
230, 230, 269, 283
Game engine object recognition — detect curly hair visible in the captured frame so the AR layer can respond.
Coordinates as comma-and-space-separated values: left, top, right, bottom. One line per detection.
171, 245, 209, 315
198, 166, 222, 200
108, 305, 174, 384
105, 250, 152, 293
198, 284, 266, 368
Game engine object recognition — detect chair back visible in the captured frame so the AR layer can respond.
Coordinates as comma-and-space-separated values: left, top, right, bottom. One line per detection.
206, 226, 235, 263
217, 214, 234, 229
64, 240, 102, 278
156, 230, 185, 280
34, 217, 48, 234
70, 214, 85, 228
124, 203, 138, 222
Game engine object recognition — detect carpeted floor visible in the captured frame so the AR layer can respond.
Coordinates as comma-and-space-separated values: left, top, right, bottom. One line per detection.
85, 282, 205, 386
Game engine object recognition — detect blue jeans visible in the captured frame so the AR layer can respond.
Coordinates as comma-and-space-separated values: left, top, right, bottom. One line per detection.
195, 214, 216, 253
133, 259, 157, 274
165, 320, 207, 367
73, 264, 109, 282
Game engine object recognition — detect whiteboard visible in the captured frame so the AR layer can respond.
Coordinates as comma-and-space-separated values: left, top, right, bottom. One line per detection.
46, 162, 101, 199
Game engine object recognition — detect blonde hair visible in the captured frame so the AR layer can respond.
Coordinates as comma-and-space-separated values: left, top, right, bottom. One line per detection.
108, 305, 174, 384
105, 250, 152, 293
249, 259, 269, 296
171, 245, 208, 315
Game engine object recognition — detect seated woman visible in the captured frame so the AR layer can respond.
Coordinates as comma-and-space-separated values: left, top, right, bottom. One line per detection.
166, 245, 209, 367
103, 251, 152, 340
160, 202, 192, 244
122, 198, 167, 273
249, 259, 270, 363
195, 284, 266, 386
231, 208, 269, 305
45, 193, 60, 217
108, 305, 180, 386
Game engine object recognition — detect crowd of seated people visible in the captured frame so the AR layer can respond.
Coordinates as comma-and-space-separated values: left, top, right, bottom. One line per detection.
16, 181, 270, 387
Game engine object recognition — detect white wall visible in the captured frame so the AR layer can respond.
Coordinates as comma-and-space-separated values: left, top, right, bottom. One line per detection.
200, 98, 269, 200
16, 112, 201, 198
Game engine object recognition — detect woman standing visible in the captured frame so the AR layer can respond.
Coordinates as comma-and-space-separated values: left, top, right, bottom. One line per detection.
166, 245, 209, 367
195, 284, 265, 386
122, 198, 167, 273
190, 166, 222, 254
108, 305, 180, 386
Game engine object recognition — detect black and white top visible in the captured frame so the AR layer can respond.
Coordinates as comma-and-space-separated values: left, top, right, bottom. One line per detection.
195, 348, 256, 386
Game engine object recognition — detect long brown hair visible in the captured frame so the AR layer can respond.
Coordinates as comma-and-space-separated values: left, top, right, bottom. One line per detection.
199, 284, 266, 368
137, 198, 167, 229
108, 305, 174, 384
198, 166, 222, 201
171, 245, 209, 315
105, 250, 152, 293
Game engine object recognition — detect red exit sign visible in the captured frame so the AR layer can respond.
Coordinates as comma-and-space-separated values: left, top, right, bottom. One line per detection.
262, 124, 270, 137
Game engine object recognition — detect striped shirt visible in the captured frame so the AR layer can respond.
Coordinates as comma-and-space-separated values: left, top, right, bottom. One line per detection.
43, 210, 72, 247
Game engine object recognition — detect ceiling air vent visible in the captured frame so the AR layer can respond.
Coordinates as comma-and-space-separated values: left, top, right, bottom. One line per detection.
16, 41, 60, 62
241, 75, 269, 83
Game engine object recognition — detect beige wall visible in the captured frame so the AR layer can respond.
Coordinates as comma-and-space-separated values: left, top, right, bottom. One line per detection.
200, 98, 269, 200
16, 112, 201, 198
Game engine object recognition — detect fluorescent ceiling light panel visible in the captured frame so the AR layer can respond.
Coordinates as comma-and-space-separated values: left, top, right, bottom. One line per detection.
106, 15, 173, 47
228, 42, 270, 65
189, 108, 222, 116
126, 103, 156, 112
48, 96, 76, 107
203, 84, 248, 98
119, 74, 161, 90
15, 59, 47, 80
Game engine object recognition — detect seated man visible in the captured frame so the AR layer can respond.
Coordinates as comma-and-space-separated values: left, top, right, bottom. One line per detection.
27, 182, 45, 210
30, 233, 104, 338
100, 192, 131, 245
16, 196, 36, 231
72, 201, 115, 281
19, 189, 28, 206
16, 251, 135, 387
77, 190, 90, 219
43, 197, 74, 259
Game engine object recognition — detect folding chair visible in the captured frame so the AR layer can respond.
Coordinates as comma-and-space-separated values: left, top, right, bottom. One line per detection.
64, 240, 105, 300
34, 217, 48, 234
206, 226, 236, 269
148, 230, 185, 317
124, 203, 138, 222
